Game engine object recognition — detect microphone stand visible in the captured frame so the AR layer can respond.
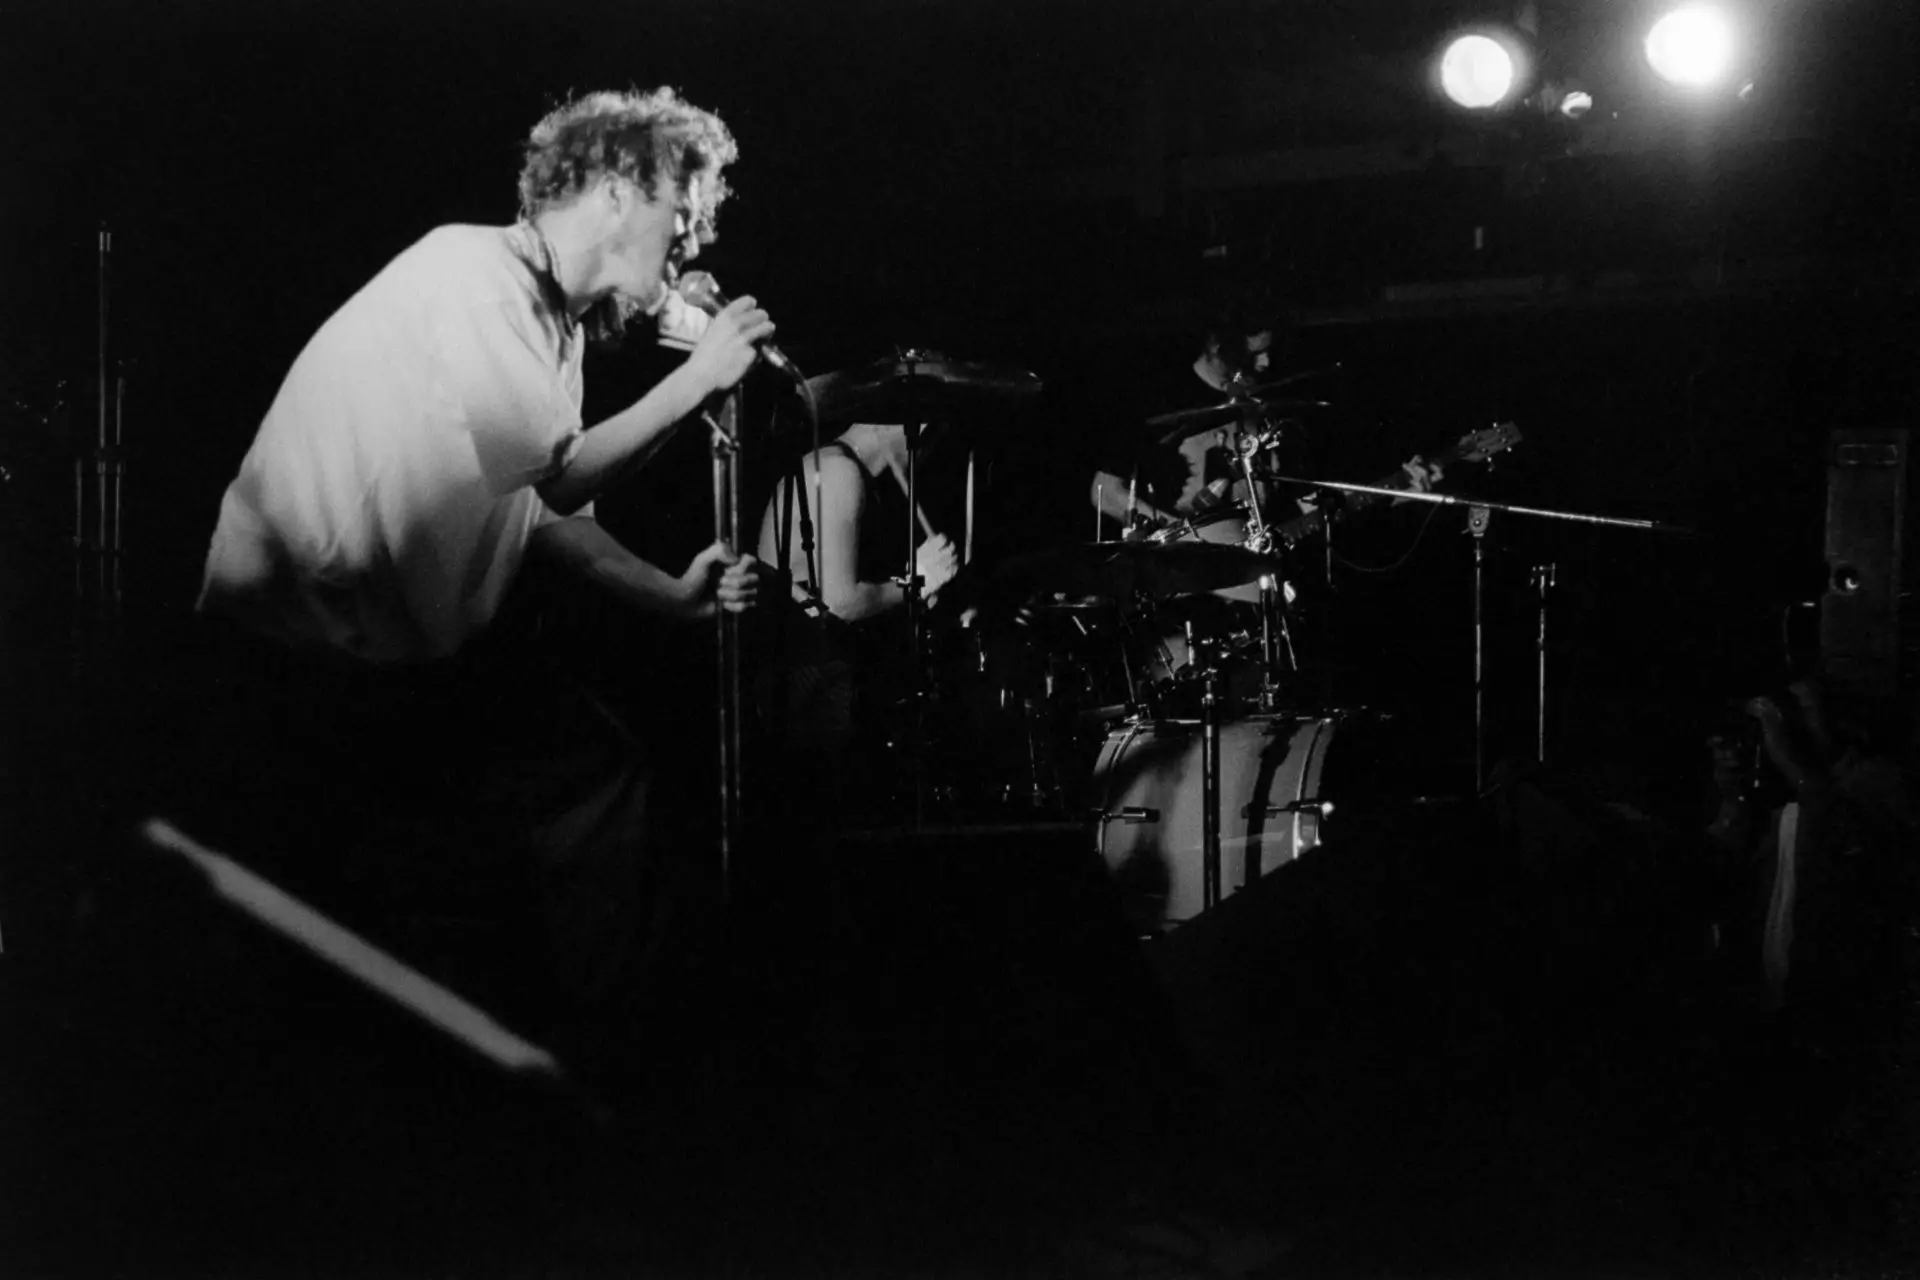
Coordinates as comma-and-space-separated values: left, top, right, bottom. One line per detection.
706, 389, 745, 896
77, 223, 126, 617
1267, 476, 1689, 793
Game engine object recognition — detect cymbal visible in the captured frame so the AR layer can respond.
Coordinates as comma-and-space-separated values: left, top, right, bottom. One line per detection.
994, 540, 1288, 601
1148, 396, 1331, 444
1242, 366, 1342, 395
803, 350, 1042, 426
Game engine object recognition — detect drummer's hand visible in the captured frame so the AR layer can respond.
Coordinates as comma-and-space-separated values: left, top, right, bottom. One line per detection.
916, 533, 960, 601
1123, 509, 1174, 542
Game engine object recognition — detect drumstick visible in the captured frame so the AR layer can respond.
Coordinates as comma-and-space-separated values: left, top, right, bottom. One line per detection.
885, 456, 939, 539
964, 449, 975, 565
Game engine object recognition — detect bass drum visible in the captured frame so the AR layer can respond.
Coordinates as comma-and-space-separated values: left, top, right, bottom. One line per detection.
1092, 713, 1374, 933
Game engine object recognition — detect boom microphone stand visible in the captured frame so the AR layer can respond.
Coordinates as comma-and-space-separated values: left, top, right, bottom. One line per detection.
1267, 476, 1688, 794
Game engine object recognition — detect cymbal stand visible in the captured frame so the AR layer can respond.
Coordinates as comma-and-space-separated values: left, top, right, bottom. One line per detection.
1532, 561, 1556, 764
1468, 504, 1491, 794
1234, 429, 1293, 710
1199, 658, 1224, 912
1255, 580, 1295, 713
76, 224, 126, 616
1233, 431, 1273, 551
899, 350, 929, 830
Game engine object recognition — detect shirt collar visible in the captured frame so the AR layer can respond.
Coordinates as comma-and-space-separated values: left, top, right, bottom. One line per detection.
516, 220, 577, 338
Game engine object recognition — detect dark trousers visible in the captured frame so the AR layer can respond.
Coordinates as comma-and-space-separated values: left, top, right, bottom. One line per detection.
188, 603, 668, 1033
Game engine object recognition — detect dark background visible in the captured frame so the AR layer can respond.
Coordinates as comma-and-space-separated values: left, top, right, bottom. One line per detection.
3, 1, 1918, 1275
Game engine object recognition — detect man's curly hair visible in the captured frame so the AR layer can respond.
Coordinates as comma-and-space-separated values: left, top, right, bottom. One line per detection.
517, 87, 737, 240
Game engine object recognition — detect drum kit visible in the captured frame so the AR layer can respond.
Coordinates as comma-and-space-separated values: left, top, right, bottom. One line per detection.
799, 347, 1548, 935
780, 352, 1330, 932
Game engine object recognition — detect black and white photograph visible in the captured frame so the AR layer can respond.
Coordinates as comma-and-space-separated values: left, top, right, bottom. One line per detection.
2, 1, 1917, 1275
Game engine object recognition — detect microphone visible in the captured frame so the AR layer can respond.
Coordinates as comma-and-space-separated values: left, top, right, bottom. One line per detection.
675, 270, 800, 379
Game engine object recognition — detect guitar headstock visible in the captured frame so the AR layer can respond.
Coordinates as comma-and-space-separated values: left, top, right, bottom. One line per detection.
1455, 421, 1522, 464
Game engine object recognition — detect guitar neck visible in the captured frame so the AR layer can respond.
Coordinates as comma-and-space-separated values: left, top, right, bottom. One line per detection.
1274, 438, 1475, 547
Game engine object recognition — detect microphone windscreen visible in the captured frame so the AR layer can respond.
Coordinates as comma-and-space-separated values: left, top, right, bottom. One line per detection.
677, 270, 724, 313
655, 290, 711, 351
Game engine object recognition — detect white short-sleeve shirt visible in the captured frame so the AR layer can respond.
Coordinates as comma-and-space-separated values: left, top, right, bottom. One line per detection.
199, 223, 587, 663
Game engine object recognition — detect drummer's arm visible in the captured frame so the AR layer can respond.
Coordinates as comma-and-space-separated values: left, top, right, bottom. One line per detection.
1090, 470, 1173, 528
815, 453, 904, 622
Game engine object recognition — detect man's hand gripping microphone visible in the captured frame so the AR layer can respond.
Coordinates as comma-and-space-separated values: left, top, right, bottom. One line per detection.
676, 270, 801, 380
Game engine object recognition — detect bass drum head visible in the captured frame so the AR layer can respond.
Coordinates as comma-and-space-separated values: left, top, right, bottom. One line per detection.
1091, 711, 1404, 933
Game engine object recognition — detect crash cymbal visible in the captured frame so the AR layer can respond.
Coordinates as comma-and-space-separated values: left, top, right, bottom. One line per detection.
1242, 366, 1342, 396
1148, 396, 1331, 444
994, 539, 1288, 601
803, 349, 1042, 426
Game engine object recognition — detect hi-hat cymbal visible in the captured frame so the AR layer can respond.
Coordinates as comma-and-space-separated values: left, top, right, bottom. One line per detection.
803, 350, 1042, 426
994, 539, 1288, 601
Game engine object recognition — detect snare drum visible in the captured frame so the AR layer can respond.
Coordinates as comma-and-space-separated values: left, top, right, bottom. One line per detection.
1092, 713, 1361, 932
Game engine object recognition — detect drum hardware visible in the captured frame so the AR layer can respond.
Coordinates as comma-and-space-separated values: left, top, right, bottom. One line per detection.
1467, 503, 1491, 796
1531, 561, 1557, 765
1144, 503, 1249, 548
1269, 472, 1690, 794
1199, 665, 1224, 913
994, 539, 1290, 602
1242, 800, 1335, 818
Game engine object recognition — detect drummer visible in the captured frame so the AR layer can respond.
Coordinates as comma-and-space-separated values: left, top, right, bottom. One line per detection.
1087, 305, 1440, 543
750, 420, 961, 814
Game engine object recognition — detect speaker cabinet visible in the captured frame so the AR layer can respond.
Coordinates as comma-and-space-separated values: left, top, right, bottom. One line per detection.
1820, 428, 1910, 703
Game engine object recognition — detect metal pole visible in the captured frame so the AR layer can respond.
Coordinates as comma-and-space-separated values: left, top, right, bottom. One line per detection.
710, 391, 743, 895
1201, 667, 1222, 911
905, 417, 925, 830
96, 225, 110, 558
1532, 562, 1555, 764
1469, 505, 1491, 793
111, 369, 126, 601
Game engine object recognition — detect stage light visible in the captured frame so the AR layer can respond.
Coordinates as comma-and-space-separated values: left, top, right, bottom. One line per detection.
1439, 32, 1523, 109
1557, 88, 1593, 119
1645, 5, 1739, 89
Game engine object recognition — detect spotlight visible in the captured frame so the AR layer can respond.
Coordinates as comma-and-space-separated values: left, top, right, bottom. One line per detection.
1557, 88, 1593, 119
1437, 29, 1533, 109
1644, 5, 1739, 89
